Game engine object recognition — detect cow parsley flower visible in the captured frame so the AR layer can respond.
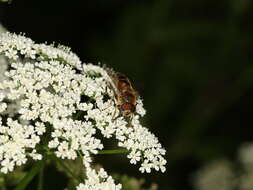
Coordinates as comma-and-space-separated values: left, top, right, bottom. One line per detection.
0, 32, 166, 189
76, 167, 122, 190
0, 117, 42, 173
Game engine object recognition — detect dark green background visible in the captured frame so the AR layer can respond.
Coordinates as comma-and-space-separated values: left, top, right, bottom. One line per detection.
1, 0, 253, 189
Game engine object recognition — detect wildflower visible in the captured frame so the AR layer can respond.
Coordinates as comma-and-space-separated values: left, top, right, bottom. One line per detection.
76, 167, 122, 190
0, 32, 166, 189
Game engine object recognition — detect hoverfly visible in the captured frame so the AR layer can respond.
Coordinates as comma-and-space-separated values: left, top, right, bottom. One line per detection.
106, 69, 138, 118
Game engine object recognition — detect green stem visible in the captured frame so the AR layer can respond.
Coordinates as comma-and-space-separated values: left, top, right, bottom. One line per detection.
52, 155, 81, 184
15, 158, 46, 190
37, 165, 44, 190
77, 150, 83, 160
97, 149, 129, 155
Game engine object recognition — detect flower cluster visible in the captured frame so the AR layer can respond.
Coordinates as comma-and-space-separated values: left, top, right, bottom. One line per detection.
0, 118, 43, 174
194, 143, 253, 190
0, 32, 166, 189
76, 167, 122, 190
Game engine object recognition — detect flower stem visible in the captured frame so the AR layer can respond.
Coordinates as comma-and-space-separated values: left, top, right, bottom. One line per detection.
14, 158, 46, 190
97, 149, 129, 155
37, 165, 44, 190
52, 155, 81, 185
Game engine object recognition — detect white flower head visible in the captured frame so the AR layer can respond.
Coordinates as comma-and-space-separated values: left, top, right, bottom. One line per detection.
0, 32, 166, 189
76, 167, 122, 190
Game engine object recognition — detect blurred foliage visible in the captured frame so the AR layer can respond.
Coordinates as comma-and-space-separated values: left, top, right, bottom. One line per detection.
0, 166, 26, 190
54, 157, 84, 190
113, 174, 158, 190
1, 0, 253, 189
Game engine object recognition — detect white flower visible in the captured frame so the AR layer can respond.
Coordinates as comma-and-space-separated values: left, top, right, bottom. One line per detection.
127, 150, 141, 164
48, 138, 60, 148
35, 122, 46, 135
136, 99, 146, 116
76, 167, 122, 190
139, 160, 152, 173
0, 117, 43, 173
0, 32, 166, 190
29, 150, 42, 160
0, 103, 7, 112
1, 159, 14, 174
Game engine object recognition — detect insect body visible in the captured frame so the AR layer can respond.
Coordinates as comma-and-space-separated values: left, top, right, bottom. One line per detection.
107, 70, 138, 117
